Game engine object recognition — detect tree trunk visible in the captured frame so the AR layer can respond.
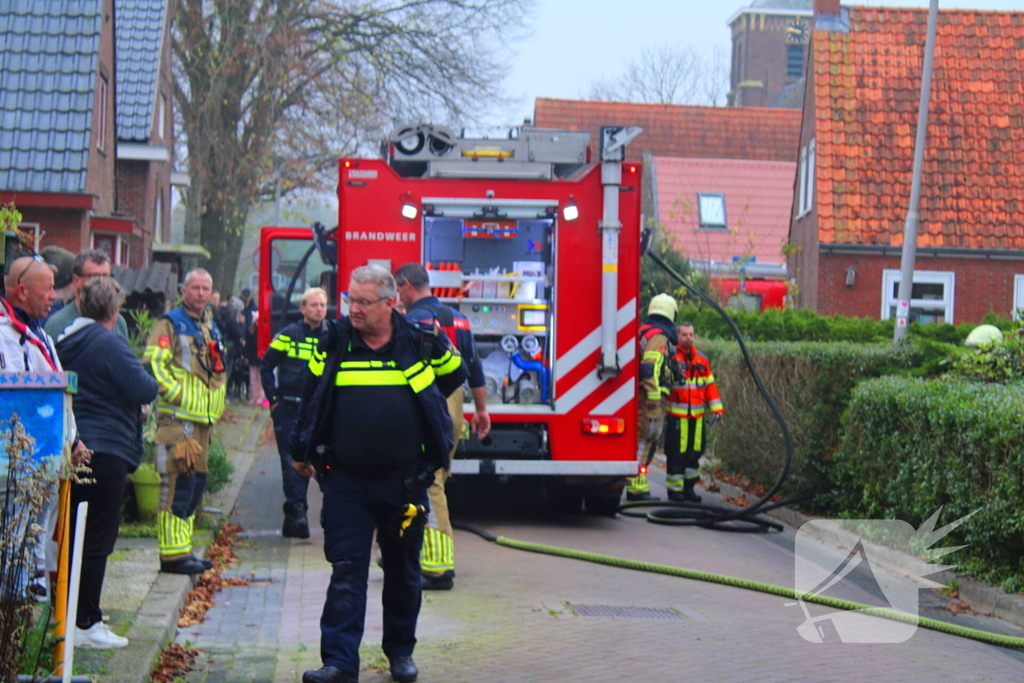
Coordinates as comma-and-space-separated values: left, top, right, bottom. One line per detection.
200, 207, 248, 295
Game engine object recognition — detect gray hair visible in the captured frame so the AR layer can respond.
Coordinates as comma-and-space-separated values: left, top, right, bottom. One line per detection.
349, 265, 396, 299
80, 276, 124, 322
73, 249, 110, 276
183, 267, 212, 286
300, 287, 328, 306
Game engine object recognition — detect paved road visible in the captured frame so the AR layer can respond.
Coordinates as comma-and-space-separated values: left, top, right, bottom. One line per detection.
178, 440, 1024, 683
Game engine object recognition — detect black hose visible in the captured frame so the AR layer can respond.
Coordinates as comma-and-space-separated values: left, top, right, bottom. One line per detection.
640, 249, 797, 531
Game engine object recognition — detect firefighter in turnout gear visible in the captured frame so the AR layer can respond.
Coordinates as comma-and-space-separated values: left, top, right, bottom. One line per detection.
143, 269, 227, 574
261, 287, 329, 539
395, 262, 490, 591
665, 322, 723, 503
629, 293, 678, 501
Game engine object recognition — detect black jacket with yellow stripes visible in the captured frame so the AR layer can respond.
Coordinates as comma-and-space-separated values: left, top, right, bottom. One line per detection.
290, 310, 468, 476
260, 320, 326, 404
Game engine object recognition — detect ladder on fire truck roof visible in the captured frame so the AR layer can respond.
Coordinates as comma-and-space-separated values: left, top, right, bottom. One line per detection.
385, 123, 593, 180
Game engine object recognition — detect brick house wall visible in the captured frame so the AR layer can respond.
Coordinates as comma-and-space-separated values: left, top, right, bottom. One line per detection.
817, 252, 1024, 323
85, 0, 116, 218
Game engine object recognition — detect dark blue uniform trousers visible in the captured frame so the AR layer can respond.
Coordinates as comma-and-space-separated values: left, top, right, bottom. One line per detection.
320, 467, 429, 677
271, 401, 310, 508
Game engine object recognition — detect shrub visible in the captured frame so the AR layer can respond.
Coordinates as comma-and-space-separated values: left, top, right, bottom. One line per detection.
701, 340, 917, 509
206, 433, 235, 496
679, 304, 1011, 345
833, 377, 1024, 587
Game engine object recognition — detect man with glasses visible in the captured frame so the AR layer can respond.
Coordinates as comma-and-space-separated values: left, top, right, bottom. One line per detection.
260, 287, 329, 539
45, 249, 129, 342
292, 265, 468, 683
1, 254, 85, 601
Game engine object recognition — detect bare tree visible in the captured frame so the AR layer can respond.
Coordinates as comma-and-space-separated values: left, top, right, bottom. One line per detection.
587, 44, 728, 107
172, 0, 530, 290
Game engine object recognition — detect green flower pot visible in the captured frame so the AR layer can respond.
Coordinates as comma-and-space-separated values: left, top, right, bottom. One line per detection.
131, 463, 161, 523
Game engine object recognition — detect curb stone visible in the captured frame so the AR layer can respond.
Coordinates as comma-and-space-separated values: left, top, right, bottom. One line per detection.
86, 405, 268, 683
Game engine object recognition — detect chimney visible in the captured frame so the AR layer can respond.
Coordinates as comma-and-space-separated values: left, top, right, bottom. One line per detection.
815, 0, 840, 16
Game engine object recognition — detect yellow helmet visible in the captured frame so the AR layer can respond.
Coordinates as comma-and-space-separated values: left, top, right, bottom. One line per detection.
647, 293, 678, 321
965, 324, 1003, 347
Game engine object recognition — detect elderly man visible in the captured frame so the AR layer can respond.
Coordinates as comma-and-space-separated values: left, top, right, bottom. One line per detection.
44, 249, 129, 342
292, 265, 468, 683
142, 268, 227, 575
260, 287, 330, 538
1, 255, 82, 601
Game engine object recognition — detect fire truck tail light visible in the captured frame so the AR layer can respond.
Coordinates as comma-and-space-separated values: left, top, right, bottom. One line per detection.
639, 465, 648, 475
562, 198, 579, 222
581, 418, 625, 435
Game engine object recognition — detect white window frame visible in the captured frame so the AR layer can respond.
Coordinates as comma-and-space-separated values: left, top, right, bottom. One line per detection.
91, 233, 127, 266
881, 269, 955, 324
158, 92, 167, 141
1014, 274, 1024, 321
697, 192, 727, 230
97, 76, 108, 151
797, 138, 815, 218
17, 222, 42, 252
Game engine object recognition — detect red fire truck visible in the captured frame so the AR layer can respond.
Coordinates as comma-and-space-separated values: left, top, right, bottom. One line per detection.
257, 123, 643, 514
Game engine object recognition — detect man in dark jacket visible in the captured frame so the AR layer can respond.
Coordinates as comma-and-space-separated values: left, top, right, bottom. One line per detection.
293, 265, 467, 683
260, 287, 329, 538
55, 276, 158, 650
395, 262, 489, 590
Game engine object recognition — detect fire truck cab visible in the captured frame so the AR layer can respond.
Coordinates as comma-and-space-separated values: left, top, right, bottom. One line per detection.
258, 123, 643, 514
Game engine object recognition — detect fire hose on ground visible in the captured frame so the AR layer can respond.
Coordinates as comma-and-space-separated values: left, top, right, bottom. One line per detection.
452, 521, 1024, 650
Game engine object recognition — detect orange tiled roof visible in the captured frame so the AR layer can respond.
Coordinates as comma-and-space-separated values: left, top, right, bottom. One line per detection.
534, 98, 801, 164
814, 7, 1024, 248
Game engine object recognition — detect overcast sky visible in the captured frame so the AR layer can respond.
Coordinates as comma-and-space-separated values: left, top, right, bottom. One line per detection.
492, 0, 1022, 126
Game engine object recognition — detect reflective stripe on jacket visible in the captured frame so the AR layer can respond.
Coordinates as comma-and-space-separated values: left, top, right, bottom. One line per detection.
143, 308, 227, 424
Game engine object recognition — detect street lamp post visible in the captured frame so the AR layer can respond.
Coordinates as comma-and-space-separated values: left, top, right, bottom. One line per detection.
893, 0, 940, 343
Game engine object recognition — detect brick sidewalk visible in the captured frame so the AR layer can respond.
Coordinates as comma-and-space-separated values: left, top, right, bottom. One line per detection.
178, 445, 1024, 683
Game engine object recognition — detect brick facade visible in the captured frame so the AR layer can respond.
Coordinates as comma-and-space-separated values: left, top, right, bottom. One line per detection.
817, 252, 1024, 323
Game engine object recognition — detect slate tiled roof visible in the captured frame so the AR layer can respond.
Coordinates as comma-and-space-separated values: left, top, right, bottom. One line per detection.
813, 8, 1024, 249
116, 0, 166, 142
534, 98, 801, 164
0, 1, 102, 194
654, 156, 796, 265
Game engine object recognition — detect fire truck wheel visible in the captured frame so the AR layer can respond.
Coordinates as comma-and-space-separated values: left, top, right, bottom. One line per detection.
584, 494, 621, 517
545, 488, 583, 515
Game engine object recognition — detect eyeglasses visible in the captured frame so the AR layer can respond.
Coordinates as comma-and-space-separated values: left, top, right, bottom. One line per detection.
15, 255, 44, 285
342, 295, 388, 308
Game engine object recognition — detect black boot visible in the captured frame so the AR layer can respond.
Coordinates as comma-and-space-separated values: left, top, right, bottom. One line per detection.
681, 479, 702, 503
302, 665, 356, 683
283, 502, 310, 539
389, 655, 418, 683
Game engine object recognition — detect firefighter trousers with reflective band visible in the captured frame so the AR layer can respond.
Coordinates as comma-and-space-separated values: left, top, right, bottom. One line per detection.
421, 387, 463, 577
665, 416, 703, 494
628, 413, 664, 495
155, 416, 211, 560
320, 467, 429, 678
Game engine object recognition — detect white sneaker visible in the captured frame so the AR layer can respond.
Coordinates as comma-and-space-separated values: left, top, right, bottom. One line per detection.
75, 622, 129, 650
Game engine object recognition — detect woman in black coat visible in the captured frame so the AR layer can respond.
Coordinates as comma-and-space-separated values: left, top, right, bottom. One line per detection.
55, 276, 158, 650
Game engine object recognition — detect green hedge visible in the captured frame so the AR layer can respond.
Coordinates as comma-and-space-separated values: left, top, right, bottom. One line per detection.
678, 305, 1012, 344
832, 377, 1024, 588
701, 340, 917, 507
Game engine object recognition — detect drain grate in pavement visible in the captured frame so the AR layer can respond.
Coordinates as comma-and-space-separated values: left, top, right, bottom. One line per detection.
568, 604, 688, 620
